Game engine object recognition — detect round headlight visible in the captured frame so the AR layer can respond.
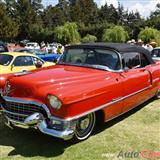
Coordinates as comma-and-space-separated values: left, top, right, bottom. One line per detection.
48, 95, 62, 110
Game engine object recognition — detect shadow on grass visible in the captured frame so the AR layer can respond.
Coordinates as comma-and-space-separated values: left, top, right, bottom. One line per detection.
0, 115, 71, 158
0, 98, 155, 158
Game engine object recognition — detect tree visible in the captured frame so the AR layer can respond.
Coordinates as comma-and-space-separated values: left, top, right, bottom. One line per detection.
54, 22, 81, 44
56, 0, 70, 21
99, 4, 118, 24
42, 5, 66, 29
117, 3, 124, 25
146, 3, 160, 30
102, 26, 129, 42
138, 27, 160, 45
15, 0, 43, 39
31, 0, 43, 14
3, 0, 16, 18
0, 2, 18, 41
81, 34, 97, 43
70, 0, 98, 25
29, 24, 54, 43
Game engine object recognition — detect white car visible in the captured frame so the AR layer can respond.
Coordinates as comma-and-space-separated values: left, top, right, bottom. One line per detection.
151, 47, 160, 61
25, 42, 40, 50
46, 43, 62, 53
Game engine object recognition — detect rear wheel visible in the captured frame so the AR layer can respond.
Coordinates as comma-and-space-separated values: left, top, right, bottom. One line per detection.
74, 112, 96, 141
156, 89, 160, 99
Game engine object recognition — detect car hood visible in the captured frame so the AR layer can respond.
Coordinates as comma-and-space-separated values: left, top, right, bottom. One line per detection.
6, 65, 114, 104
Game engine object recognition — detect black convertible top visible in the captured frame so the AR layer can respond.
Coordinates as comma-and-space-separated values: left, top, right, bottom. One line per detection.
66, 43, 155, 64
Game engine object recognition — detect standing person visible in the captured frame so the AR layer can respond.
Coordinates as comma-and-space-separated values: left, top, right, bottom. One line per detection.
57, 45, 63, 54
144, 44, 153, 52
137, 39, 144, 46
150, 42, 157, 48
41, 41, 46, 52
131, 39, 136, 45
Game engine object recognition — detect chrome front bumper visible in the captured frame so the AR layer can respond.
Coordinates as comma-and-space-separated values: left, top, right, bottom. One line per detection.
1, 96, 76, 140
38, 119, 75, 140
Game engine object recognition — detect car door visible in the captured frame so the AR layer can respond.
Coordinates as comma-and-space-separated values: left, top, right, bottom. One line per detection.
120, 52, 152, 112
11, 56, 36, 73
93, 49, 124, 120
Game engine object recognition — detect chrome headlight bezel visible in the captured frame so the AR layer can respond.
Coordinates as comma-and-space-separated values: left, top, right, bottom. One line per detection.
47, 95, 62, 110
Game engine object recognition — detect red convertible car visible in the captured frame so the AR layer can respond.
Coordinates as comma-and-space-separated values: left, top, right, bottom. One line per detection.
0, 43, 160, 141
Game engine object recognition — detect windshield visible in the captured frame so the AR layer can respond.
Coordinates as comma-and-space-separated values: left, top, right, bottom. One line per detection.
0, 54, 13, 66
58, 48, 121, 71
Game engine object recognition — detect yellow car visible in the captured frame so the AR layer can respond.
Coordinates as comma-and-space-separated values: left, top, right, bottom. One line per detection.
0, 52, 54, 74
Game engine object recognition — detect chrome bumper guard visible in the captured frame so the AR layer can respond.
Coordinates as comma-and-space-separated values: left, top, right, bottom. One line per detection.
1, 96, 76, 140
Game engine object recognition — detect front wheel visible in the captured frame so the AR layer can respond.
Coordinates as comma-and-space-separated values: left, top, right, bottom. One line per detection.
74, 112, 96, 141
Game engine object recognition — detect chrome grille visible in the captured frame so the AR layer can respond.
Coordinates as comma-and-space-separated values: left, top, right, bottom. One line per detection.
3, 101, 46, 123
5, 112, 26, 122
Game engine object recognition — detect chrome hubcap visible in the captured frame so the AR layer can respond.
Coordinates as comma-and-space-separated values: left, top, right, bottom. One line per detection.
75, 113, 95, 140
80, 118, 90, 130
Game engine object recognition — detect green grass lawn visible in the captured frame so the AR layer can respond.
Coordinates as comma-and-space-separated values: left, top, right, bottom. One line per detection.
0, 98, 160, 160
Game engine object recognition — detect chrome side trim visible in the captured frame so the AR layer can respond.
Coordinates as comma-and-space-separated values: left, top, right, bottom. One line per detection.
112, 97, 122, 102
66, 85, 152, 121
105, 94, 154, 123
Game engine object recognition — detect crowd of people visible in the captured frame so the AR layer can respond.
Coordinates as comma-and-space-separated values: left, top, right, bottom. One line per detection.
127, 39, 157, 52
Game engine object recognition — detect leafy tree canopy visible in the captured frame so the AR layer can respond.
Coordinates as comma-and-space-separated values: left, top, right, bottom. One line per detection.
103, 26, 129, 43
138, 27, 160, 45
0, 2, 18, 41
81, 34, 97, 43
54, 22, 81, 44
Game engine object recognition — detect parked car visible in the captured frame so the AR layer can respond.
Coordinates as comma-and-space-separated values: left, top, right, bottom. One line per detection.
1, 43, 160, 141
0, 41, 8, 53
151, 47, 160, 61
14, 48, 61, 62
25, 42, 40, 50
0, 52, 54, 74
46, 43, 62, 53
19, 39, 30, 47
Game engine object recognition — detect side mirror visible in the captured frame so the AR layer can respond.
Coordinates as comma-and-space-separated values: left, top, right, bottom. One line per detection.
35, 61, 43, 68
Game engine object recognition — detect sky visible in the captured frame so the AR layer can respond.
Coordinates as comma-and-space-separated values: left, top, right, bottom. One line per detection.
42, 0, 160, 18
